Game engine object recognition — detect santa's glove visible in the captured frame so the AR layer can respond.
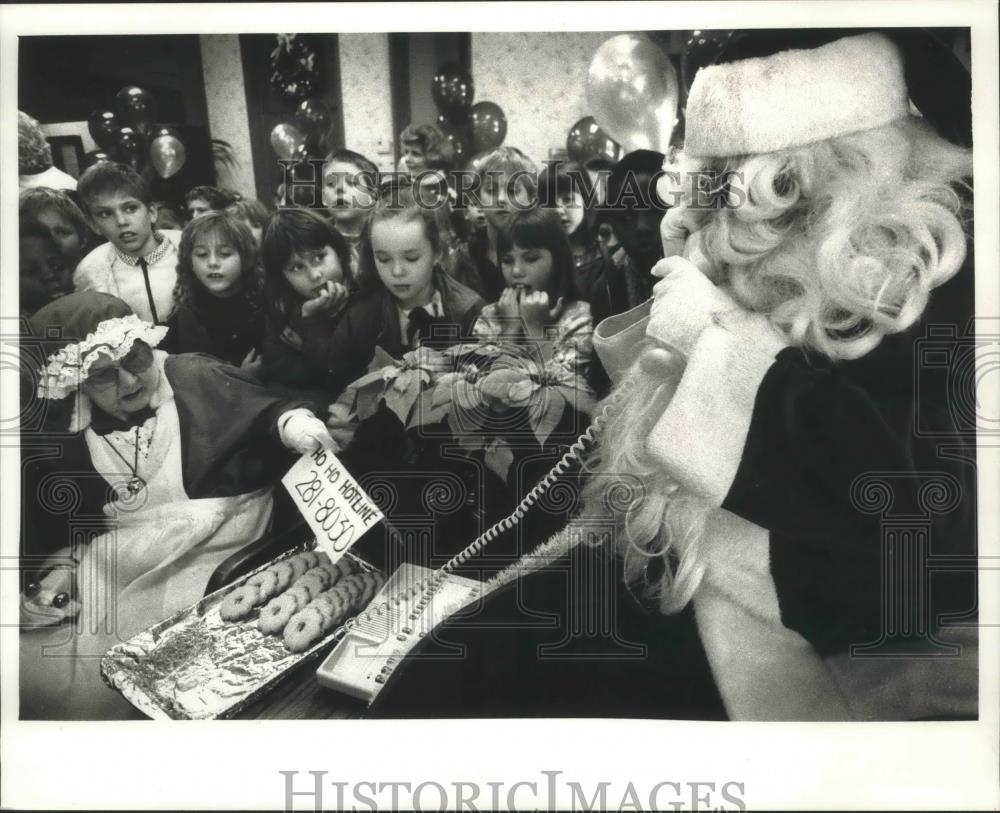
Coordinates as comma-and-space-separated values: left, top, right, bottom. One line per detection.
647, 256, 740, 358
659, 204, 705, 259
278, 408, 339, 454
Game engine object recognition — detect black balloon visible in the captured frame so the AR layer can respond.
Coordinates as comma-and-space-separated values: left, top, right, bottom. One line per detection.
115, 86, 159, 135
87, 109, 121, 150
81, 149, 112, 170
464, 151, 489, 174
148, 125, 182, 141
432, 65, 474, 116
294, 98, 333, 147
566, 116, 623, 164
469, 101, 507, 154
681, 30, 734, 92
292, 142, 318, 163
439, 121, 468, 164
110, 126, 144, 169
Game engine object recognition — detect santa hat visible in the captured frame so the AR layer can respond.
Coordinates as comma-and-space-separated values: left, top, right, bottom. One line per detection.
683, 32, 911, 158
28, 292, 168, 401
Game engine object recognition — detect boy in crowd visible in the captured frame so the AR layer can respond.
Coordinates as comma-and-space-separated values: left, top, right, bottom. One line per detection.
184, 185, 236, 221
322, 148, 380, 278
470, 145, 539, 301
73, 161, 181, 325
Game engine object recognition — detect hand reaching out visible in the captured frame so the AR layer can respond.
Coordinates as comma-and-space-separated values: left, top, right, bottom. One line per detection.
279, 409, 339, 455
240, 347, 262, 374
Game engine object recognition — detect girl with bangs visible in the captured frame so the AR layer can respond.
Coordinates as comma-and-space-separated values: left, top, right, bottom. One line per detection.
257, 208, 353, 397
473, 206, 593, 374
538, 160, 605, 302
162, 211, 266, 367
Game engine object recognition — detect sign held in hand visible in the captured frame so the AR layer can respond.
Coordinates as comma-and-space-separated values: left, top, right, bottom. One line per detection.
281, 446, 384, 564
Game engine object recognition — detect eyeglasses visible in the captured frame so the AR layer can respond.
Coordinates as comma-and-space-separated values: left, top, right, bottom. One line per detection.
85, 342, 154, 389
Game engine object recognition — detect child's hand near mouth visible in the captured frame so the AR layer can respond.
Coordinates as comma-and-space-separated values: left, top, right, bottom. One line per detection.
519, 291, 565, 338
301, 280, 349, 319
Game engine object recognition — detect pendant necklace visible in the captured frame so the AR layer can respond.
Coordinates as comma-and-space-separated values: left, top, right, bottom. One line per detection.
103, 426, 146, 495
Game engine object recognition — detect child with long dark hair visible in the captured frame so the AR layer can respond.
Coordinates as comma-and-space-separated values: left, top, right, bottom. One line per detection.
468, 146, 540, 301
473, 206, 592, 373
538, 160, 605, 302
257, 208, 353, 395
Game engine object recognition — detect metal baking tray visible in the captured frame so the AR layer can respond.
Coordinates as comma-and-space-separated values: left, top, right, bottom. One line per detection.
100, 545, 377, 720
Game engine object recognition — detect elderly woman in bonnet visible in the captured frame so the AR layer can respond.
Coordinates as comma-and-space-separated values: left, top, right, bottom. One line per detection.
20, 291, 335, 719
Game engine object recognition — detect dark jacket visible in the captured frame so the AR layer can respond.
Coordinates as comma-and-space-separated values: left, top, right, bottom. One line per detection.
259, 308, 345, 405
161, 291, 265, 368
293, 271, 485, 398
465, 227, 506, 302
741, 255, 978, 656
589, 249, 655, 327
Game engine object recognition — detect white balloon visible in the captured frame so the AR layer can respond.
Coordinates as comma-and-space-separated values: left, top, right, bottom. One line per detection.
587, 34, 679, 154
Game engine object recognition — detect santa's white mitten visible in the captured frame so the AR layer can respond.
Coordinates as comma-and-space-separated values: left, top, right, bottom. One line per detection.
647, 256, 739, 358
659, 204, 704, 259
278, 409, 339, 454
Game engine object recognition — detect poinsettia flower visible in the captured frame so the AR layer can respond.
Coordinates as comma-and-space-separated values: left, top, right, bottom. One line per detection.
480, 367, 537, 407
391, 367, 417, 392
428, 365, 481, 407
442, 341, 504, 361
400, 345, 448, 373
339, 346, 446, 427
507, 378, 540, 405
478, 351, 596, 445
454, 377, 483, 411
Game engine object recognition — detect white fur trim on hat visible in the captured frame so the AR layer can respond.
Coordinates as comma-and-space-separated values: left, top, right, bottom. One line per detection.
684, 33, 909, 158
